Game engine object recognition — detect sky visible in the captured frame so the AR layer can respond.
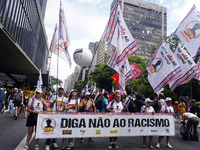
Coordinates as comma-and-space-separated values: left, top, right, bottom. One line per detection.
44, 0, 200, 83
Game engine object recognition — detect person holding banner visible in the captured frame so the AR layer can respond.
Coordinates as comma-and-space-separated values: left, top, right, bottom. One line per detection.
24, 89, 46, 150
79, 92, 96, 143
156, 97, 174, 149
182, 112, 199, 141
141, 98, 155, 149
45, 87, 68, 150
106, 92, 124, 149
61, 89, 80, 150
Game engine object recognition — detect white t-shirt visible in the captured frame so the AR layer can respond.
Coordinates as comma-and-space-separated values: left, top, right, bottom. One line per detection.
107, 101, 124, 113
50, 95, 68, 112
141, 105, 154, 113
28, 98, 43, 112
67, 98, 80, 112
183, 112, 198, 119
161, 105, 174, 113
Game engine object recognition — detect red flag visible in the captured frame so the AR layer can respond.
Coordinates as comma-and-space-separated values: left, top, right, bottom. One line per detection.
130, 63, 142, 79
112, 73, 119, 85
112, 63, 142, 84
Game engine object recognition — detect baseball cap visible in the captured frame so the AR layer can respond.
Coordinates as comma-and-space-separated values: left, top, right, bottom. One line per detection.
114, 90, 121, 94
70, 89, 77, 93
99, 92, 103, 95
58, 86, 64, 90
85, 92, 91, 96
145, 98, 153, 103
36, 89, 43, 94
165, 97, 172, 101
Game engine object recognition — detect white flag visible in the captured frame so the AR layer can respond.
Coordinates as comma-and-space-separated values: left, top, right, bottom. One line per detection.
147, 41, 182, 94
175, 5, 200, 59
169, 44, 198, 90
103, 1, 139, 92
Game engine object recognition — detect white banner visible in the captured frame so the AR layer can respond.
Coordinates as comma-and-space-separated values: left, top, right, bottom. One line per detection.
36, 112, 175, 139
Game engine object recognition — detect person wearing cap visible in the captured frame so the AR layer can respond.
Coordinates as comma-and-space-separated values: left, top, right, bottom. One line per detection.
182, 112, 199, 141
61, 89, 80, 150
24, 89, 47, 150
140, 98, 155, 149
0, 81, 5, 113
156, 97, 174, 149
46, 87, 68, 150
106, 92, 124, 149
79, 92, 96, 143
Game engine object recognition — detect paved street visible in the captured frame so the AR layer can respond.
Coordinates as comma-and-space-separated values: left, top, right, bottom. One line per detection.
0, 112, 200, 150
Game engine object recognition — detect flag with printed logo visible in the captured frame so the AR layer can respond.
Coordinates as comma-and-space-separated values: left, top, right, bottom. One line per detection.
147, 41, 182, 94
58, 1, 71, 67
174, 5, 200, 59
169, 44, 198, 90
103, 1, 139, 91
194, 58, 200, 80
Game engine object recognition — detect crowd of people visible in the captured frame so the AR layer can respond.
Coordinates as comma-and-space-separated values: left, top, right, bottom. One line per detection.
0, 82, 200, 150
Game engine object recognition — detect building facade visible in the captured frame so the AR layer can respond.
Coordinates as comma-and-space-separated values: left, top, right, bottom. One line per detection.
113, 0, 167, 61
0, 0, 49, 75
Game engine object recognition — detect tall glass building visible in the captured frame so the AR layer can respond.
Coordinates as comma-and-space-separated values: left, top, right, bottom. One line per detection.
0, 0, 48, 74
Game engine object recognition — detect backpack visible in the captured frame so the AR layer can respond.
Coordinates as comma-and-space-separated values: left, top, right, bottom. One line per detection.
95, 97, 104, 111
128, 97, 137, 112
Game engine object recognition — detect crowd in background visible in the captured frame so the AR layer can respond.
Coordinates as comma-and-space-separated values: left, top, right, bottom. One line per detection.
0, 81, 200, 150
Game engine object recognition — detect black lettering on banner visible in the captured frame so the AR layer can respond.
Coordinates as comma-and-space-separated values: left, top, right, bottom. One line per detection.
89, 118, 96, 128
147, 118, 149, 127
155, 119, 164, 127
97, 117, 104, 128
113, 119, 120, 127
135, 118, 141, 127
79, 119, 86, 128
128, 118, 134, 127
164, 119, 170, 127
120, 119, 126, 127
177, 53, 186, 64
61, 118, 67, 128
150, 118, 155, 127
161, 51, 170, 65
141, 119, 146, 127
104, 119, 110, 128
72, 118, 78, 128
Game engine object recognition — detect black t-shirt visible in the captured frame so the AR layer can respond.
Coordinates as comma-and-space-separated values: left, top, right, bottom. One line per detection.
10, 92, 16, 100
190, 105, 197, 114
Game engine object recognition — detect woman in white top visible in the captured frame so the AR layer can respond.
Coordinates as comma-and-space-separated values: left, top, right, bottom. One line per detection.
156, 97, 174, 149
61, 89, 80, 150
141, 98, 155, 149
24, 89, 47, 150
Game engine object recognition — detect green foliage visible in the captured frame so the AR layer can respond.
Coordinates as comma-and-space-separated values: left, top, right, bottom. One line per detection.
50, 76, 63, 85
90, 62, 115, 92
73, 80, 86, 93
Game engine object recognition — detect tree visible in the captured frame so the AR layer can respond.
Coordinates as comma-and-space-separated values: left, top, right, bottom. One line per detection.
73, 80, 86, 93
90, 62, 115, 92
50, 76, 63, 86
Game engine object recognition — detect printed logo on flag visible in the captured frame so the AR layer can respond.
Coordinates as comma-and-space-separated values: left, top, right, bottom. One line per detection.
149, 58, 163, 75
183, 21, 200, 40
41, 118, 56, 133
62, 130, 72, 135
110, 130, 118, 134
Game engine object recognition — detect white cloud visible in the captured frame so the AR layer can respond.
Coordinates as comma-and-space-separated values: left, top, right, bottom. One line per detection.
78, 0, 102, 4
159, 0, 166, 4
